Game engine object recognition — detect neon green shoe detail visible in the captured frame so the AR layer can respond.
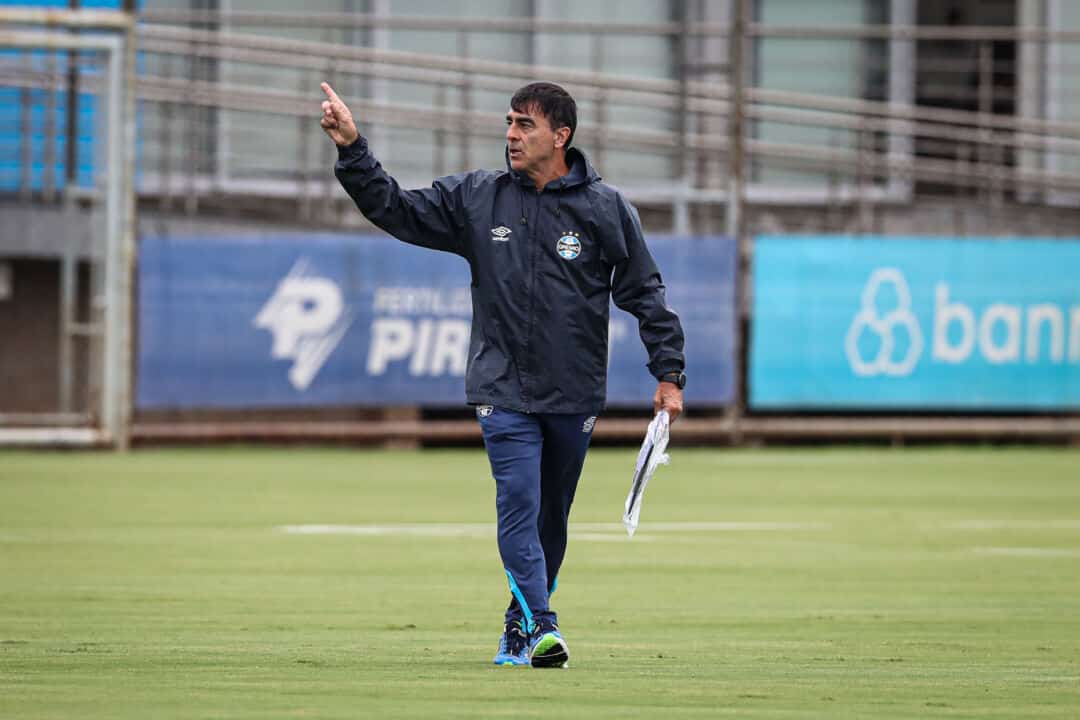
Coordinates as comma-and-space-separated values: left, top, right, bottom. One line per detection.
529, 622, 569, 668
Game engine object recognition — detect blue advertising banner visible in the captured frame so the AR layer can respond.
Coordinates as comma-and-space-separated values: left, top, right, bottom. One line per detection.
137, 234, 735, 409
750, 236, 1080, 409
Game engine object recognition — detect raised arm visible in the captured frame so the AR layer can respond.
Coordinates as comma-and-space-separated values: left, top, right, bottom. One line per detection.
320, 82, 468, 256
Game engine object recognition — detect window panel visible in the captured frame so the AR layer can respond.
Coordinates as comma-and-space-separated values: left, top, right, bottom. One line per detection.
1054, 2, 1080, 167
754, 0, 878, 187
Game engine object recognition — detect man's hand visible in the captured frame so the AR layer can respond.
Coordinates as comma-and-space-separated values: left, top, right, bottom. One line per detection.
653, 382, 683, 422
320, 82, 359, 147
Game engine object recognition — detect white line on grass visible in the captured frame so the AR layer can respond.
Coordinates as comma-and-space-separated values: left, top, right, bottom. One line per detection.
571, 532, 655, 542
947, 520, 1080, 530
279, 524, 492, 538
276, 521, 828, 540
583, 521, 830, 532
971, 546, 1080, 558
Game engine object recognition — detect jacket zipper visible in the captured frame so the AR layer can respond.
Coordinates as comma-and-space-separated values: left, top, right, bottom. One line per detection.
522, 187, 542, 413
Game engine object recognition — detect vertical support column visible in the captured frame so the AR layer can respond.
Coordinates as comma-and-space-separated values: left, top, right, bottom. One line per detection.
1045, 0, 1066, 205
102, 37, 122, 446
856, 123, 871, 235
344, 0, 371, 223
524, 0, 537, 66
1017, 0, 1046, 203
672, 0, 691, 236
43, 49, 58, 203
725, 0, 747, 242
590, 34, 608, 177
977, 39, 995, 210
726, 0, 749, 441
531, 0, 546, 70
433, 84, 447, 177
66, 0, 81, 195
59, 251, 77, 414
101, 31, 134, 450
457, 29, 472, 172
18, 50, 32, 201
160, 54, 177, 210
854, 37, 871, 234
368, 0, 390, 157
184, 27, 199, 216
122, 20, 137, 450
322, 54, 338, 217
888, 0, 915, 199
697, 0, 730, 209
298, 70, 312, 221
215, 0, 230, 194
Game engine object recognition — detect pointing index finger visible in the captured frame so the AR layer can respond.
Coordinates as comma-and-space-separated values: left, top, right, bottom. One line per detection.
321, 82, 342, 104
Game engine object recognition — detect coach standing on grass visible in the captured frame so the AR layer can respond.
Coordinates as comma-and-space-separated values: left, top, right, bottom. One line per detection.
320, 80, 685, 668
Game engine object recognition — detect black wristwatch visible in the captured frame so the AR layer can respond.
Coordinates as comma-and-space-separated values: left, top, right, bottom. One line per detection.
658, 371, 687, 389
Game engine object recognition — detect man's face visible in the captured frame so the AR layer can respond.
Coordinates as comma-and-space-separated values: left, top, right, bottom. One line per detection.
505, 105, 564, 175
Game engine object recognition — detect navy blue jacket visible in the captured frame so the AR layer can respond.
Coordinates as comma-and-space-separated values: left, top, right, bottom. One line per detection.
335, 138, 685, 414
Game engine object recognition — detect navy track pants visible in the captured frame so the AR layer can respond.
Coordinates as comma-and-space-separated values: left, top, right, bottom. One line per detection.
476, 405, 596, 630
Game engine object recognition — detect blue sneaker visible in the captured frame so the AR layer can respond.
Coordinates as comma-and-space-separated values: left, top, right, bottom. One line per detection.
528, 618, 569, 668
493, 619, 529, 666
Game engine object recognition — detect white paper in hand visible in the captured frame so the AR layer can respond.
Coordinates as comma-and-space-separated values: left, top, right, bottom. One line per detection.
623, 410, 671, 536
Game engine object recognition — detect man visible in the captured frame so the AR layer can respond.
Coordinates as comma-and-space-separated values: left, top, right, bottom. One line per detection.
320, 80, 686, 668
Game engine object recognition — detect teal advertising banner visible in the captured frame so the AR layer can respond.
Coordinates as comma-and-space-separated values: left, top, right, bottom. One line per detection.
750, 236, 1080, 409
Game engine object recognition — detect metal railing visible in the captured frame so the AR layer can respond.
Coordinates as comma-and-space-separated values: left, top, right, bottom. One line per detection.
4, 8, 1080, 228
125, 10, 1077, 221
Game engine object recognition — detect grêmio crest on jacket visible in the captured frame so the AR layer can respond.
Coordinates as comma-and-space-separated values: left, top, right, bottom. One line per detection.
555, 230, 581, 260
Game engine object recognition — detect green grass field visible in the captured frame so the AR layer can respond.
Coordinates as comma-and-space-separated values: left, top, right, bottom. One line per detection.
1, 447, 1078, 718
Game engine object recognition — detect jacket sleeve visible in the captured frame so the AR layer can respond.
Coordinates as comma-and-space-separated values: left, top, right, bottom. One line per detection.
609, 192, 686, 379
334, 136, 468, 256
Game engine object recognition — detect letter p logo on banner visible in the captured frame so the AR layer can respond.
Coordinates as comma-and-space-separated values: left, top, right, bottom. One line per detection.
254, 258, 354, 390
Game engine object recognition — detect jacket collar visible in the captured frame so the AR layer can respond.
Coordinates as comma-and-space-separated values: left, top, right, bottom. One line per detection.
505, 146, 599, 190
